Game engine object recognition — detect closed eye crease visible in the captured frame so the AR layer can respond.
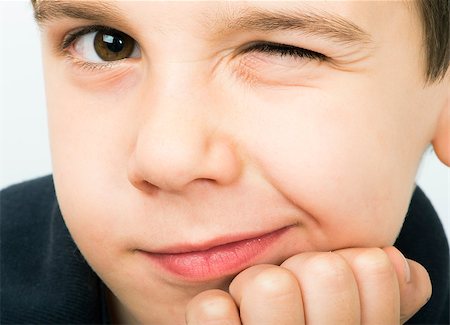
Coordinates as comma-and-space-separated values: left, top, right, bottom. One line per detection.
240, 41, 328, 61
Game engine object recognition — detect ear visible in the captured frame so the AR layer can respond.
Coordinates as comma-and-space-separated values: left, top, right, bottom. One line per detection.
431, 95, 450, 166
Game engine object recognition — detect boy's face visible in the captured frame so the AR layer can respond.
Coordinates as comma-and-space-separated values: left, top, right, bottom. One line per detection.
38, 1, 448, 323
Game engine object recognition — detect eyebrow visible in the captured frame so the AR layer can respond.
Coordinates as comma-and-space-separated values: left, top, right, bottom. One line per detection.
214, 7, 372, 46
33, 1, 372, 47
33, 0, 123, 25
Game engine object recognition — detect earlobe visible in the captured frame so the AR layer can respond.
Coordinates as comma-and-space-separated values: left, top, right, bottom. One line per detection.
431, 96, 450, 167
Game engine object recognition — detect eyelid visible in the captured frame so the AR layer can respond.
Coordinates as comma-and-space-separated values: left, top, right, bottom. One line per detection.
61, 25, 116, 51
232, 41, 328, 88
68, 56, 118, 72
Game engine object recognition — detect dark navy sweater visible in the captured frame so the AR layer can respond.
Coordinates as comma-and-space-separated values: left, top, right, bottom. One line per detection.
1, 176, 448, 324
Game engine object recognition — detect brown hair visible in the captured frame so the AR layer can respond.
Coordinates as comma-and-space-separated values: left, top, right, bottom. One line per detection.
416, 0, 449, 82
31, 0, 449, 83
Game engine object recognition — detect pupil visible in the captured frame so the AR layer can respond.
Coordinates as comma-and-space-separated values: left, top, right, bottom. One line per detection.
103, 34, 124, 53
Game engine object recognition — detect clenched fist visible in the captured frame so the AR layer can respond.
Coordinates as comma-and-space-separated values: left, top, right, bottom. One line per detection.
186, 247, 431, 325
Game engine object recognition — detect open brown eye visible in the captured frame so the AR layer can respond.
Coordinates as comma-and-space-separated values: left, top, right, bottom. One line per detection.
93, 30, 136, 61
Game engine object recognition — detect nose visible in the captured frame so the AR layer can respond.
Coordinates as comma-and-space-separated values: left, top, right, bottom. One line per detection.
127, 80, 242, 193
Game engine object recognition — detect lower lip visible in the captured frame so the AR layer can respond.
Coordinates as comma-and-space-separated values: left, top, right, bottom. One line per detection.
142, 227, 291, 281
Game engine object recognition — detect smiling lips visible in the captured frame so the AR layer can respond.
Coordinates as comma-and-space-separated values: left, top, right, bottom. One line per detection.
142, 226, 292, 281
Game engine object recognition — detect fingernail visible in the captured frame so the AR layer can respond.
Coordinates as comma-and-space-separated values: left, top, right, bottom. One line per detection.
401, 254, 411, 283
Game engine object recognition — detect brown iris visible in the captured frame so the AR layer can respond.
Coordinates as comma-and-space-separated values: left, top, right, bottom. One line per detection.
93, 30, 136, 61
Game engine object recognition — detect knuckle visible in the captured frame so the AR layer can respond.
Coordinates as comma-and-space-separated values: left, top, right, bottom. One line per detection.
352, 248, 394, 278
405, 261, 433, 308
295, 253, 356, 295
416, 262, 433, 300
305, 252, 350, 279
300, 253, 358, 293
251, 267, 299, 301
186, 290, 236, 323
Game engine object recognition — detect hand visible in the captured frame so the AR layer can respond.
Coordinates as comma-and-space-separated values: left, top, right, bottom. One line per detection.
185, 247, 431, 324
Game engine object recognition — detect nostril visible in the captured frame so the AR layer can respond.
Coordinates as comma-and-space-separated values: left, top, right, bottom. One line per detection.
131, 178, 160, 194
142, 180, 160, 193
127, 158, 160, 194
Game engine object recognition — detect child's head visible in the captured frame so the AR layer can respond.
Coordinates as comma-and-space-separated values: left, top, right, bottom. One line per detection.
32, 1, 449, 323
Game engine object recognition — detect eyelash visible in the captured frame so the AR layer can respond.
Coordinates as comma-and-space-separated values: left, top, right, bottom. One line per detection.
60, 25, 327, 71
61, 25, 112, 50
241, 41, 327, 61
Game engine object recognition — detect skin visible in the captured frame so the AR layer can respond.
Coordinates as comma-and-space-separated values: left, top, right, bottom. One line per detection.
37, 1, 449, 324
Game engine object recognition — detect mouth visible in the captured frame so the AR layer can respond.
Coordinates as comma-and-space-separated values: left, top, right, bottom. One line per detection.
139, 226, 294, 281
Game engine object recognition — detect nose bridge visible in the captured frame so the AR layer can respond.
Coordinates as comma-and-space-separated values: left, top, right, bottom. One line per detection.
144, 60, 215, 154
139, 84, 208, 169
128, 62, 240, 192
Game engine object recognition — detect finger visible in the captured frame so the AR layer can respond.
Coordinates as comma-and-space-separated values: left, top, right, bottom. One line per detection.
281, 252, 360, 325
335, 248, 400, 325
399, 260, 432, 324
229, 264, 305, 325
186, 289, 241, 325
382, 247, 432, 324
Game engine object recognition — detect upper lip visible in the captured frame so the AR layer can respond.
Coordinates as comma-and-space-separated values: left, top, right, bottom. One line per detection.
144, 225, 295, 255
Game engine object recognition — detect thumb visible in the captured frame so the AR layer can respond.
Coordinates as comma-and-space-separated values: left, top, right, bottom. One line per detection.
382, 247, 432, 324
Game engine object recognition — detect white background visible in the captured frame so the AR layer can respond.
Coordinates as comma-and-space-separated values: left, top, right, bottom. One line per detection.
1, 1, 449, 238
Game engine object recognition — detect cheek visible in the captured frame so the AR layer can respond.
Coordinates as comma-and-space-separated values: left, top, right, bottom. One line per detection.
44, 47, 144, 190
44, 64, 140, 265
47, 88, 129, 193
243, 88, 420, 248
